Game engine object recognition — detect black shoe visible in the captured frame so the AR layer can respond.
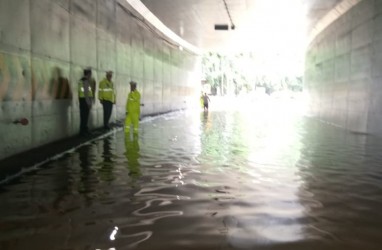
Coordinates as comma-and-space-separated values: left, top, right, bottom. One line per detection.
79, 132, 88, 137
81, 131, 93, 137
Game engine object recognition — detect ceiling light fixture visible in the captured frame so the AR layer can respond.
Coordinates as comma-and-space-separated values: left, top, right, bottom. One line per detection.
214, 24, 229, 30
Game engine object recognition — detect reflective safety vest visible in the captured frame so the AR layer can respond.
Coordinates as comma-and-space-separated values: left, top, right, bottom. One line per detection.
98, 78, 115, 103
78, 80, 93, 98
126, 90, 141, 115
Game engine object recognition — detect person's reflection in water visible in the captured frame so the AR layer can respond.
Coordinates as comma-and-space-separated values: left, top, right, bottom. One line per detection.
124, 134, 141, 181
78, 144, 95, 206
203, 110, 209, 121
99, 137, 115, 183
201, 111, 211, 131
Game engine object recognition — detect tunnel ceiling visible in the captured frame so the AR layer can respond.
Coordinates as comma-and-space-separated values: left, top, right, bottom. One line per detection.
140, 0, 343, 53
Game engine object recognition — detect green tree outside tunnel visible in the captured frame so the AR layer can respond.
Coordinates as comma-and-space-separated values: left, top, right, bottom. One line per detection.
201, 52, 303, 95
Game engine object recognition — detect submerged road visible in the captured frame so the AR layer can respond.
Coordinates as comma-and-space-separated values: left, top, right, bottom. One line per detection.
1, 97, 382, 250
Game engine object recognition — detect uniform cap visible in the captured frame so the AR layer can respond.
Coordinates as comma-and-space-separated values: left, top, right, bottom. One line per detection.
83, 68, 92, 75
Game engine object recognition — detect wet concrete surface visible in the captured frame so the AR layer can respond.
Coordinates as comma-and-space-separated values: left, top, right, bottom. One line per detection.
1, 100, 382, 250
0, 124, 121, 183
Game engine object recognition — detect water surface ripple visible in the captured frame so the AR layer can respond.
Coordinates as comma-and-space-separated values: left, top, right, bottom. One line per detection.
1, 108, 382, 250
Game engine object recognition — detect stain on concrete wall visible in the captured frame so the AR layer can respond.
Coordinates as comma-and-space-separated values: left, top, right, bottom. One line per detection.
0, 0, 201, 160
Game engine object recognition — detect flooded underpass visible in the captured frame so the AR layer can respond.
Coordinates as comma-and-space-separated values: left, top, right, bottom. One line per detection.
1, 98, 382, 250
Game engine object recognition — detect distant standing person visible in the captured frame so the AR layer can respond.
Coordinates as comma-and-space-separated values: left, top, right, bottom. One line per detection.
200, 92, 204, 109
98, 71, 116, 130
203, 93, 211, 111
78, 68, 94, 136
125, 81, 141, 135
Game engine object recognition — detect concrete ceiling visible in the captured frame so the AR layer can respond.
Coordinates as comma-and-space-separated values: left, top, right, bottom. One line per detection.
140, 0, 343, 53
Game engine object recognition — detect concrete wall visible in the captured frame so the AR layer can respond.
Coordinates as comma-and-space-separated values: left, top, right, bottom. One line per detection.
0, 0, 201, 160
305, 0, 382, 135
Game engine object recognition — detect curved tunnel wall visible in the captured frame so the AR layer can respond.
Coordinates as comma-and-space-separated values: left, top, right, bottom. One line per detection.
305, 0, 382, 135
0, 0, 201, 160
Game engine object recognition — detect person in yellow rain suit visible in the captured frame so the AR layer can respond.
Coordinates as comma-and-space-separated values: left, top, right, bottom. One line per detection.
98, 71, 116, 130
125, 81, 141, 135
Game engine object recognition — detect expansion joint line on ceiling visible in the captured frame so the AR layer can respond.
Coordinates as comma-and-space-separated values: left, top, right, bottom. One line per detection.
222, 0, 235, 29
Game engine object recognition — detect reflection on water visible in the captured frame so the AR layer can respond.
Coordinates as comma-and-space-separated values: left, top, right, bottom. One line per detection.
1, 99, 382, 250
99, 138, 115, 183
125, 134, 141, 179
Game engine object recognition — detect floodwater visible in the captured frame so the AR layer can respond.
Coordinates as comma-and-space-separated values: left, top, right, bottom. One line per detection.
1, 97, 382, 250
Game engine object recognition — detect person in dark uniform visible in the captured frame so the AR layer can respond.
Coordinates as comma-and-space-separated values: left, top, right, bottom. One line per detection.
203, 93, 211, 111
98, 71, 116, 130
78, 68, 94, 136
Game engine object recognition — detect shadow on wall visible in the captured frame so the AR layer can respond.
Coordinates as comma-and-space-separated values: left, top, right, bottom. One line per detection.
49, 66, 72, 136
49, 67, 72, 100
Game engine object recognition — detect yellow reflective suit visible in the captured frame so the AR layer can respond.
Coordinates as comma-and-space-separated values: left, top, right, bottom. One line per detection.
98, 78, 115, 103
78, 80, 93, 98
125, 90, 141, 134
